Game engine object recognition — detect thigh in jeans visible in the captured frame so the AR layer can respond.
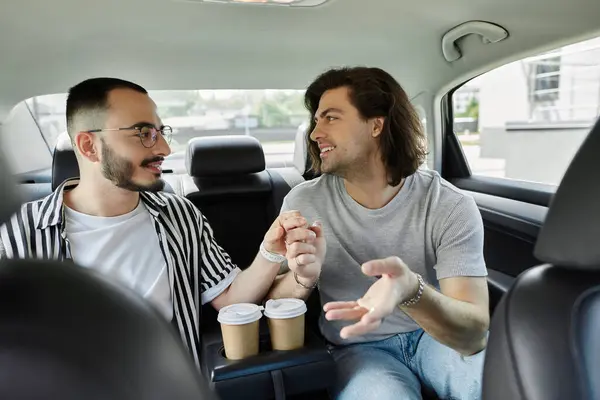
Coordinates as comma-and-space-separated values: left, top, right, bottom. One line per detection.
330, 340, 422, 400
409, 332, 485, 400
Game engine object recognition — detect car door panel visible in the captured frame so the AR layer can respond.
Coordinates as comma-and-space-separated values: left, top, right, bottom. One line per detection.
486, 268, 515, 316
461, 188, 546, 278
451, 184, 549, 312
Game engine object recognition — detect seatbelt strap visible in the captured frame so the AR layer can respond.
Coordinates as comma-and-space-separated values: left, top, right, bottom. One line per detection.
270, 370, 286, 400
273, 167, 305, 189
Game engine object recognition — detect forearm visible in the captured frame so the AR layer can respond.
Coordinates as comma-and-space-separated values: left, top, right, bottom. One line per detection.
213, 254, 281, 309
267, 270, 316, 301
401, 285, 489, 356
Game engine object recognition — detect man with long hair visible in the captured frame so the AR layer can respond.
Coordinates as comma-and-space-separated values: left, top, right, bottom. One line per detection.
268, 67, 488, 399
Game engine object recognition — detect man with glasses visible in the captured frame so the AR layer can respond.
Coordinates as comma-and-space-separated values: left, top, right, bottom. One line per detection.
0, 78, 325, 366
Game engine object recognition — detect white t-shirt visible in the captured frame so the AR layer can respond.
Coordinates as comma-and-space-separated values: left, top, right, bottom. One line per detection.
64, 201, 173, 321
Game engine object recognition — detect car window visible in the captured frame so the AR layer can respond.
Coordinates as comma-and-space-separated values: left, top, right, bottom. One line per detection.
453, 35, 600, 186
11, 89, 308, 173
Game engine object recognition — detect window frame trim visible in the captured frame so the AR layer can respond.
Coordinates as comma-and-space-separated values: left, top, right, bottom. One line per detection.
441, 80, 557, 208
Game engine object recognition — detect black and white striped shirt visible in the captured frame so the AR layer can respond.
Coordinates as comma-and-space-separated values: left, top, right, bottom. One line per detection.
0, 179, 238, 366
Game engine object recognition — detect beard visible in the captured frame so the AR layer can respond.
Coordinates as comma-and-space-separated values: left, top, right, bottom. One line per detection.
321, 148, 375, 181
100, 141, 165, 192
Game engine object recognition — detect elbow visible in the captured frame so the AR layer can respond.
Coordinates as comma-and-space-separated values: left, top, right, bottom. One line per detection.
459, 314, 490, 357
210, 287, 231, 311
459, 335, 488, 357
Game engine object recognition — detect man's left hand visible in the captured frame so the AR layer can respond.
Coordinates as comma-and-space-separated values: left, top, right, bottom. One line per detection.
323, 256, 419, 339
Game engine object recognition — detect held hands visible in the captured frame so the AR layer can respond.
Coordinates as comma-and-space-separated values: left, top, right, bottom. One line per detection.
323, 256, 419, 339
263, 211, 326, 283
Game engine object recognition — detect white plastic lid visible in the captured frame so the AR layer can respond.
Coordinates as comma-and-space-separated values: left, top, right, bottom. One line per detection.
264, 298, 307, 319
217, 303, 264, 325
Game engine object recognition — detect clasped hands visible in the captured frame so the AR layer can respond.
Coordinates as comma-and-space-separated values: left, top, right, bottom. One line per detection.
263, 210, 326, 285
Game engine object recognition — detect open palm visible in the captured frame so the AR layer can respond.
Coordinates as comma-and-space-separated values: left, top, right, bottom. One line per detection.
323, 256, 416, 339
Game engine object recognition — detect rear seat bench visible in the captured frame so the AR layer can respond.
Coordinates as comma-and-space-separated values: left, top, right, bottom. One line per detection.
182, 135, 334, 400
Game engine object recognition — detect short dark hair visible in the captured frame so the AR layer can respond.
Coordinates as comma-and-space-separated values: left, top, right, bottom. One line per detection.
304, 67, 427, 186
66, 77, 148, 139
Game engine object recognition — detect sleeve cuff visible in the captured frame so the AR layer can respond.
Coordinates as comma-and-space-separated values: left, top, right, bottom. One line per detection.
201, 267, 241, 305
436, 265, 489, 280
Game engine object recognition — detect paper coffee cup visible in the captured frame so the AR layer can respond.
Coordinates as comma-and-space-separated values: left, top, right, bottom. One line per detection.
217, 303, 263, 360
264, 298, 307, 351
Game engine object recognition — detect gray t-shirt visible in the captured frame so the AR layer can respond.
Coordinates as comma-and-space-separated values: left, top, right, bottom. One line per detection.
280, 169, 487, 345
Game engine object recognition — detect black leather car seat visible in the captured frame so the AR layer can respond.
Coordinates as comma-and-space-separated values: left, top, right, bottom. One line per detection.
482, 117, 600, 400
182, 135, 303, 270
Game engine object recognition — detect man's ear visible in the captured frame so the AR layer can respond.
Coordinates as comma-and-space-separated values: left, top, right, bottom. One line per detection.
73, 132, 100, 162
371, 117, 385, 138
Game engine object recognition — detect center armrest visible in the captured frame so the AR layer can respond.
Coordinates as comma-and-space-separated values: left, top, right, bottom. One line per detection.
204, 329, 332, 382
200, 320, 335, 399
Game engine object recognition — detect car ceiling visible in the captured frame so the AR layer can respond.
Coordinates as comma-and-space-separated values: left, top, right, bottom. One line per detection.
1, 0, 600, 120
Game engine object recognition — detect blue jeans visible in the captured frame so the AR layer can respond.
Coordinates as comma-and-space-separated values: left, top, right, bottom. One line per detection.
329, 329, 485, 400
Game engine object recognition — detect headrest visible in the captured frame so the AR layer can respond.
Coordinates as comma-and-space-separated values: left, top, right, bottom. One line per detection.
0, 151, 22, 226
186, 135, 265, 178
293, 122, 309, 174
52, 132, 79, 190
534, 117, 600, 269
0, 258, 218, 399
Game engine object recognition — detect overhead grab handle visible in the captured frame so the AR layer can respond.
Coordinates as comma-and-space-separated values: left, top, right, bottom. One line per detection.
442, 21, 509, 62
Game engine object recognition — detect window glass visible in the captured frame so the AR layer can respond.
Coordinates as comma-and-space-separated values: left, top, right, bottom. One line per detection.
18, 89, 307, 170
453, 36, 600, 185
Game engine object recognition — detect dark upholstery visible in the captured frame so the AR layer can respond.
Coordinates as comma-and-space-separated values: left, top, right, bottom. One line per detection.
0, 259, 219, 400
534, 117, 600, 268
184, 172, 275, 270
186, 136, 265, 178
482, 118, 600, 400
183, 136, 302, 270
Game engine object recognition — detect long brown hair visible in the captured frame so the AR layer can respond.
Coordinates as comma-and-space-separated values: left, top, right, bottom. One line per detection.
304, 67, 427, 186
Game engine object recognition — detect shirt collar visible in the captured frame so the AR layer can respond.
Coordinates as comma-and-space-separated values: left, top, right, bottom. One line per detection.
35, 178, 169, 230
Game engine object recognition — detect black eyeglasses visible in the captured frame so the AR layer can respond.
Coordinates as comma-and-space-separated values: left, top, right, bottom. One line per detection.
86, 125, 173, 148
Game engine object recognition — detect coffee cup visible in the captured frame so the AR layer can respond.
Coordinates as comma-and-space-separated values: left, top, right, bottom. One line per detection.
217, 303, 263, 360
264, 298, 307, 351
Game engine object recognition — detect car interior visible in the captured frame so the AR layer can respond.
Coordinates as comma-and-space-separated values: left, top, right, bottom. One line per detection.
1, 0, 600, 398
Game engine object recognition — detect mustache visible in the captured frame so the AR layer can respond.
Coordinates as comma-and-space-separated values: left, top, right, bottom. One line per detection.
140, 156, 164, 167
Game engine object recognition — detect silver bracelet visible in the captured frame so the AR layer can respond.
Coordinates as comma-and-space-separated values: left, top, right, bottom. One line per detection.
294, 272, 319, 290
400, 273, 425, 307
259, 241, 286, 264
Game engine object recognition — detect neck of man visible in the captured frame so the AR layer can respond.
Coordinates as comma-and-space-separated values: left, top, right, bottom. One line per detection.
342, 160, 404, 210
63, 172, 141, 217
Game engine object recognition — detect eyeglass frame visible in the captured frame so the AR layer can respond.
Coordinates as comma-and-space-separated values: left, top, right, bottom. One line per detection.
85, 124, 173, 148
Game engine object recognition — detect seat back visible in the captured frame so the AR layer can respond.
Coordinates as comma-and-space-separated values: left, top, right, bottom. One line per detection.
0, 147, 218, 400
482, 118, 600, 400
183, 135, 304, 270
